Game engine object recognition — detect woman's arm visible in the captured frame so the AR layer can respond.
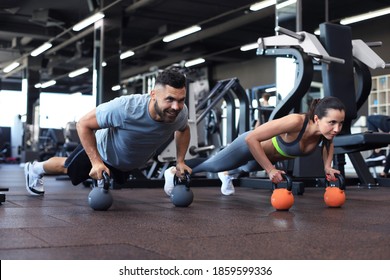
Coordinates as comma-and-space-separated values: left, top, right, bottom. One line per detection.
245, 114, 303, 183
322, 142, 340, 181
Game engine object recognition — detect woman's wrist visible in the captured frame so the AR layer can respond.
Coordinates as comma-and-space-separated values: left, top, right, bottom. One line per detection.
267, 167, 276, 174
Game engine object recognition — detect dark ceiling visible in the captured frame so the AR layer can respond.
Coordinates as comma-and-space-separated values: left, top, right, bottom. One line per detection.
1, 0, 390, 94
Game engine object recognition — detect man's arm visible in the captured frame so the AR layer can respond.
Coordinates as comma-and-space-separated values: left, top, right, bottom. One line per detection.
76, 108, 110, 180
174, 124, 192, 175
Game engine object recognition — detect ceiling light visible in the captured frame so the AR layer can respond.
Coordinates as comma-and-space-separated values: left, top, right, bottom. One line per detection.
111, 85, 121, 91
340, 7, 390, 25
30, 42, 52, 57
276, 0, 297, 10
3, 61, 20, 73
68, 67, 89, 78
250, 0, 276, 11
120, 50, 135, 60
163, 25, 201, 43
184, 58, 205, 67
40, 80, 56, 88
72, 12, 105, 32
240, 42, 258, 51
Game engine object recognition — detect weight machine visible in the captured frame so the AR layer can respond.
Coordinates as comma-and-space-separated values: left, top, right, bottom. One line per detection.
240, 24, 390, 193
239, 26, 345, 194
320, 22, 390, 187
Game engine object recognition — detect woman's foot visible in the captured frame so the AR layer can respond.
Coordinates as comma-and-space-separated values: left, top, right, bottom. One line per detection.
379, 172, 388, 178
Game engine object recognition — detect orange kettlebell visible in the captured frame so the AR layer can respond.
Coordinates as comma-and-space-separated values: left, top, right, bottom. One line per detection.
271, 174, 294, 211
324, 174, 346, 208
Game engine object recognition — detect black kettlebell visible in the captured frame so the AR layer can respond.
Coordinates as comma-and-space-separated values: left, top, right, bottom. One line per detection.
88, 171, 113, 211
171, 172, 193, 207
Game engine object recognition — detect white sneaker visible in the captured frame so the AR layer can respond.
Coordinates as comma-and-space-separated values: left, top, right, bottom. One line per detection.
218, 172, 235, 196
24, 162, 45, 196
164, 167, 176, 196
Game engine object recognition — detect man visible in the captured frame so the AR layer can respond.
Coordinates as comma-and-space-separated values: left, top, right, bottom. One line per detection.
25, 69, 192, 195
365, 114, 390, 177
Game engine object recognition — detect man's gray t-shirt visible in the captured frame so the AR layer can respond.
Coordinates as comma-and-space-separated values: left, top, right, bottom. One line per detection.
95, 94, 188, 171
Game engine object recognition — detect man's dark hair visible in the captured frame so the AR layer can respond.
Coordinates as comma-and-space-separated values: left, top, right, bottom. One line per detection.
155, 69, 186, 89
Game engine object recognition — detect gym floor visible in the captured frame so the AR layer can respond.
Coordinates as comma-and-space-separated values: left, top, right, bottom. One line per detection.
0, 163, 389, 260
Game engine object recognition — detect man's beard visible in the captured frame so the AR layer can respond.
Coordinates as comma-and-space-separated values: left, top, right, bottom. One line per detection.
154, 100, 179, 122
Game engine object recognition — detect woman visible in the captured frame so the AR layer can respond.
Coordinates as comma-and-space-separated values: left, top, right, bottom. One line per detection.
164, 96, 346, 196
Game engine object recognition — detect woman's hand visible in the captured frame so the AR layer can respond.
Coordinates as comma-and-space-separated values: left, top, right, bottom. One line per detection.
325, 167, 340, 182
268, 168, 286, 184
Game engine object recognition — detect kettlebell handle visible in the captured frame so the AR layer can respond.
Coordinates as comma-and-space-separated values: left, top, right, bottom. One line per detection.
272, 173, 292, 191
173, 171, 191, 187
326, 173, 345, 190
102, 171, 111, 191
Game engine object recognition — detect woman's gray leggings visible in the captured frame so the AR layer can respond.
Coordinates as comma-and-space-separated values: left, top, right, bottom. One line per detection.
191, 131, 261, 175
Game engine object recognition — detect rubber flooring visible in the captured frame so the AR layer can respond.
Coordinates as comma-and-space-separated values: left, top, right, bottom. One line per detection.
0, 164, 389, 260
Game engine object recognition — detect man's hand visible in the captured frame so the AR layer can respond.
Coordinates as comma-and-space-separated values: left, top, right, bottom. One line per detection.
89, 162, 110, 180
175, 162, 192, 178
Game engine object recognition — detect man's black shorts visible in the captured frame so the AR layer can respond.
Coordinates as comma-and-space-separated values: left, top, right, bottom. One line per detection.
64, 144, 129, 185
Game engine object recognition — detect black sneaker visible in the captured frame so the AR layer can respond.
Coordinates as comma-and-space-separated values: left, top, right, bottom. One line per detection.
366, 160, 385, 167
365, 152, 386, 162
